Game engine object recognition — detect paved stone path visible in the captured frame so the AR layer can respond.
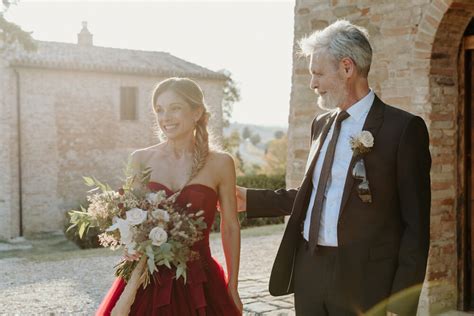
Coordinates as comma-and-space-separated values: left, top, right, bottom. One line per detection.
0, 225, 295, 315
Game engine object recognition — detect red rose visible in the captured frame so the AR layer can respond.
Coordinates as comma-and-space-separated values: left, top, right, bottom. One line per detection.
118, 203, 124, 209
118, 188, 125, 195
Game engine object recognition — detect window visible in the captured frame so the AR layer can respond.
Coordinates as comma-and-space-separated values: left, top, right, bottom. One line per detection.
120, 87, 138, 120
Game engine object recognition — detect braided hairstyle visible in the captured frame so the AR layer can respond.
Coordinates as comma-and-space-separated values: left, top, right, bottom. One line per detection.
152, 77, 211, 184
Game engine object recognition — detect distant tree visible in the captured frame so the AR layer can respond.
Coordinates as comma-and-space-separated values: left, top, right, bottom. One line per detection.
0, 1, 36, 52
242, 126, 252, 140
250, 133, 261, 146
234, 151, 245, 176
263, 135, 288, 175
222, 129, 241, 153
218, 69, 240, 128
274, 130, 285, 139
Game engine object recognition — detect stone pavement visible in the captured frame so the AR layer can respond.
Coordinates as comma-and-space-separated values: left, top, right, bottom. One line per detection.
0, 224, 295, 315
0, 225, 472, 315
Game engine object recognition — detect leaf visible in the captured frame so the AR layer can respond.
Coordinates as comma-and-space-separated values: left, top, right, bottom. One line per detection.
160, 242, 171, 253
145, 245, 156, 274
176, 264, 187, 283
82, 176, 95, 187
65, 223, 77, 232
78, 223, 87, 239
147, 255, 156, 274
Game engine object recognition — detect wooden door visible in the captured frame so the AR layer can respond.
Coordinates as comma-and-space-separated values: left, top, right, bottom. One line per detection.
466, 35, 474, 310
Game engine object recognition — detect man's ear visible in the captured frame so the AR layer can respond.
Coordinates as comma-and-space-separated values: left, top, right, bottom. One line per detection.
340, 57, 355, 78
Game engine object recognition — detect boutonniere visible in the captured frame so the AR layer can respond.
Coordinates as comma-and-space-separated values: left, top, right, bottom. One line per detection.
350, 130, 374, 157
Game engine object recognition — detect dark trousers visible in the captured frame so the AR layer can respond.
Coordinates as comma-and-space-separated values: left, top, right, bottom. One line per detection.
293, 238, 358, 316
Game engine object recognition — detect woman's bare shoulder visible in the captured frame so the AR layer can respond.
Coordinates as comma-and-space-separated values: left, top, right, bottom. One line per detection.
208, 150, 235, 169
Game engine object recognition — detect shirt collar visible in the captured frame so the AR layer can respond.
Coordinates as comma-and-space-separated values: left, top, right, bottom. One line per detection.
344, 89, 375, 122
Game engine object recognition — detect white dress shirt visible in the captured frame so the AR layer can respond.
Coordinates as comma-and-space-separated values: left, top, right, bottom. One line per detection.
303, 90, 375, 246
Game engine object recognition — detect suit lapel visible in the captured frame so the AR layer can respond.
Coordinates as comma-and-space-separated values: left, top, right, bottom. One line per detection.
304, 112, 337, 175
339, 95, 385, 216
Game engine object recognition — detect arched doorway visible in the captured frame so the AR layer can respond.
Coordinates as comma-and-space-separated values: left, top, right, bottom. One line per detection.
463, 19, 474, 311
420, 1, 474, 312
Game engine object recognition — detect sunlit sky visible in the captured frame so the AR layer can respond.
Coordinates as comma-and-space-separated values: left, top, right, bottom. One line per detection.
6, 0, 295, 127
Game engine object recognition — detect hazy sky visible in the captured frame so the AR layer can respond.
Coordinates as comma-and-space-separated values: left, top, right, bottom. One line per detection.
6, 0, 296, 127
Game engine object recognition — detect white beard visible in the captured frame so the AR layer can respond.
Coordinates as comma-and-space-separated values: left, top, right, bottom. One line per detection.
317, 91, 345, 111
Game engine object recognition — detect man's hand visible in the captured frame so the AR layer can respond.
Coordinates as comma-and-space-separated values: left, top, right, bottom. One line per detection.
236, 186, 247, 212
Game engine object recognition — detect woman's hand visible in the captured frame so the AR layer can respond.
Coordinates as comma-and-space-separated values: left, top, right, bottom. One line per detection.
236, 186, 247, 212
111, 256, 147, 316
227, 287, 243, 314
123, 249, 142, 262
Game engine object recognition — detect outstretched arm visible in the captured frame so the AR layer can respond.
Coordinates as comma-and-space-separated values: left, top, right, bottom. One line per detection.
218, 153, 243, 313
237, 186, 299, 218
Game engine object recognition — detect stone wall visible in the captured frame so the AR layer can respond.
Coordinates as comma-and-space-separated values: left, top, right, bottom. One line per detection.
0, 67, 224, 239
289, 0, 474, 312
0, 62, 20, 239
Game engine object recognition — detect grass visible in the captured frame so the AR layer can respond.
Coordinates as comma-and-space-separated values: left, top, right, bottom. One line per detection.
0, 224, 286, 262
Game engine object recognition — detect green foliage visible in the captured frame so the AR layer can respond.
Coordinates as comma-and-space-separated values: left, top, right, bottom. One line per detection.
249, 133, 261, 146
274, 130, 285, 139
218, 69, 240, 128
222, 129, 241, 153
212, 174, 286, 231
242, 126, 252, 140
0, 2, 37, 52
64, 210, 101, 249
263, 135, 288, 175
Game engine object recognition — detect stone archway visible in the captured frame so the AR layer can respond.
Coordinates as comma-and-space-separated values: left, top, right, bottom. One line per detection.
413, 0, 474, 312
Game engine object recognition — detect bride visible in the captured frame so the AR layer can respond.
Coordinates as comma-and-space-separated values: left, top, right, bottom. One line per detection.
96, 77, 243, 315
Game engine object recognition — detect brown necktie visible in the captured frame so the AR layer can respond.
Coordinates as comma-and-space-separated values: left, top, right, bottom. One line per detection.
308, 110, 350, 252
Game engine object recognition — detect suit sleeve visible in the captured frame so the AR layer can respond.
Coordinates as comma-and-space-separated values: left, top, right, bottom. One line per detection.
246, 116, 320, 219
246, 188, 299, 218
388, 116, 431, 314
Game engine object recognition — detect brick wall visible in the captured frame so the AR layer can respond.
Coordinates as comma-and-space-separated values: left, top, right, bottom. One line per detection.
290, 0, 474, 312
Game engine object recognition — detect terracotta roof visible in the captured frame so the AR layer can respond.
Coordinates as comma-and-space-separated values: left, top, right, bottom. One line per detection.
8, 41, 226, 80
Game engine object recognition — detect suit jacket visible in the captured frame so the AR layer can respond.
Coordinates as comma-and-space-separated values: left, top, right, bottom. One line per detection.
246, 95, 431, 315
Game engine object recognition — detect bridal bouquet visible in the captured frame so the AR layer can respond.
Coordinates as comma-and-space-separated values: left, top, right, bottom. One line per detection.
67, 165, 207, 287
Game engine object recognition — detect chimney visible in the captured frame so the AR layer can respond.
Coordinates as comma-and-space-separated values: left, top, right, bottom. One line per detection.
77, 21, 93, 46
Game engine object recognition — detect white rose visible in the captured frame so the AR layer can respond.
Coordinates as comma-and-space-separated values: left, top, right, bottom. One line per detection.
106, 217, 133, 245
149, 227, 168, 247
359, 131, 374, 148
146, 193, 159, 204
146, 191, 166, 205
125, 208, 148, 226
152, 208, 170, 222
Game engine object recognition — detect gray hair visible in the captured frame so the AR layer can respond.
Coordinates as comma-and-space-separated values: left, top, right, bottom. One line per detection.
299, 20, 372, 77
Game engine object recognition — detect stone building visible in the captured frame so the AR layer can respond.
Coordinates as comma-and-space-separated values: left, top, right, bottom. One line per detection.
0, 23, 227, 241
287, 0, 474, 314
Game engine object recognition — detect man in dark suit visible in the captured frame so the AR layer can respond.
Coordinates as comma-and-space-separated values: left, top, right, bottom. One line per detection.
237, 20, 431, 316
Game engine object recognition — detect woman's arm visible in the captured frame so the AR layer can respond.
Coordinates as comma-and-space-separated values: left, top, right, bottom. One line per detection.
217, 153, 243, 313
111, 256, 147, 316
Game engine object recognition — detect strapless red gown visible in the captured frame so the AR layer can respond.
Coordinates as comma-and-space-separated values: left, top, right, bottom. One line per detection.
96, 182, 240, 316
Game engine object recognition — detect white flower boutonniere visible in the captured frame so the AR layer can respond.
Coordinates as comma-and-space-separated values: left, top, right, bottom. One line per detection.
350, 130, 374, 157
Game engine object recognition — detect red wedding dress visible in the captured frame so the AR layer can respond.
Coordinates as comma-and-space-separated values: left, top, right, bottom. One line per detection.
96, 182, 240, 316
